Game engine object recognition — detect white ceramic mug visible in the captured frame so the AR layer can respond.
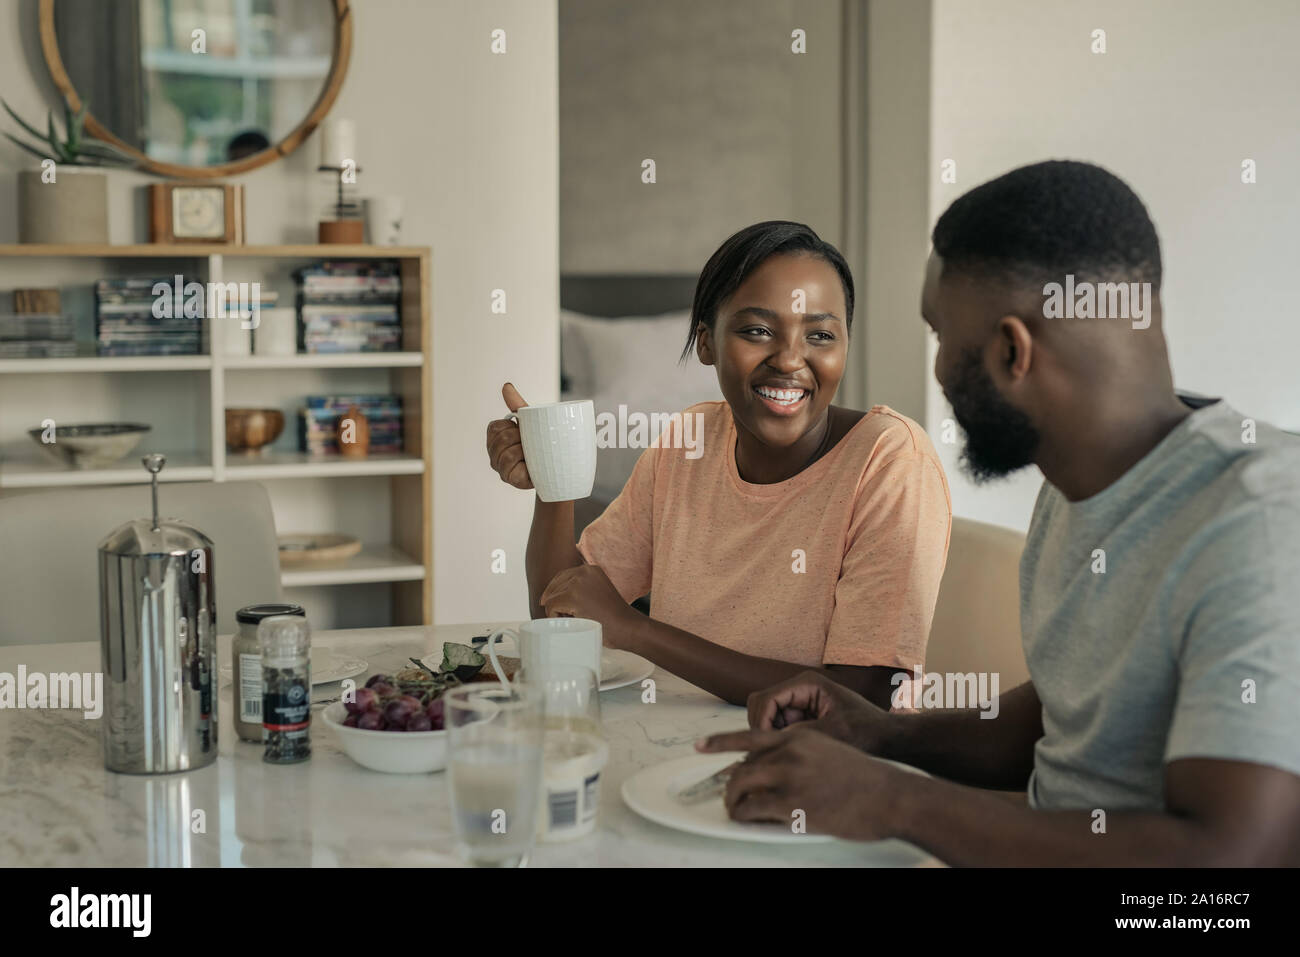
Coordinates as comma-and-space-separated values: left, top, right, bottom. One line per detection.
365, 196, 403, 246
484, 617, 603, 684
508, 400, 597, 502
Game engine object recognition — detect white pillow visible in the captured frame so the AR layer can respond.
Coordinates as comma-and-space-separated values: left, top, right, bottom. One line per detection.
560, 309, 720, 501
559, 309, 598, 398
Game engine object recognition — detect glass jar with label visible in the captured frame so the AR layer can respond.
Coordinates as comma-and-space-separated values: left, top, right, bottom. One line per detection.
232, 603, 305, 742
260, 614, 312, 764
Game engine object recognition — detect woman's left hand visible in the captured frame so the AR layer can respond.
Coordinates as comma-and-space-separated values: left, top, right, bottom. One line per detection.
538, 563, 639, 647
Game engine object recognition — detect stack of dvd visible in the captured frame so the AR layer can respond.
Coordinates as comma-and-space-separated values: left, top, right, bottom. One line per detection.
295, 261, 402, 353
95, 278, 202, 356
0, 313, 77, 358
299, 394, 404, 456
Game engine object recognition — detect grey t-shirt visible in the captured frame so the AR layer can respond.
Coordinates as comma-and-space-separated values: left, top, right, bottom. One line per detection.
1021, 400, 1300, 810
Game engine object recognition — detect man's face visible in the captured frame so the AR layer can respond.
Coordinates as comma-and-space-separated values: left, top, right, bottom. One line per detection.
920, 253, 1040, 483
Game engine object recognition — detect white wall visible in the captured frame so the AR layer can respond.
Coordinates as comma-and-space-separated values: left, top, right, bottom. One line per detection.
921, 0, 1300, 531
0, 0, 559, 625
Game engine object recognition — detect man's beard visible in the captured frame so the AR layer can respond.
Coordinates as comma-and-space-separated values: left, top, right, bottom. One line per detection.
945, 348, 1040, 483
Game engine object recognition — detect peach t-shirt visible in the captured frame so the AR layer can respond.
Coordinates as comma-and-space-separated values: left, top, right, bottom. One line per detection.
577, 401, 952, 669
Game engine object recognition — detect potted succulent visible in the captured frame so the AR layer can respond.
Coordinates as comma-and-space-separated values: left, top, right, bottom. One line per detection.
2, 99, 137, 244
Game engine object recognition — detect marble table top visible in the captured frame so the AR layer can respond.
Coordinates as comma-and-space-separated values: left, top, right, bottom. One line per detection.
0, 622, 939, 867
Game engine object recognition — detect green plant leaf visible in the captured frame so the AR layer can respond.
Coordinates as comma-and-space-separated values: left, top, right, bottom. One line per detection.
2, 132, 57, 164
66, 102, 84, 153
74, 141, 134, 162
1, 99, 50, 144
46, 110, 61, 151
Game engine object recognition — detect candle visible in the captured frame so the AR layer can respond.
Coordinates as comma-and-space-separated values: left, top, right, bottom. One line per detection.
319, 118, 356, 168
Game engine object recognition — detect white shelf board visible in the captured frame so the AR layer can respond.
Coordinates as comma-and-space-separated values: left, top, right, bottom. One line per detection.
0, 450, 213, 488
280, 545, 425, 587
0, 356, 213, 374
221, 352, 423, 370
223, 452, 424, 479
142, 49, 332, 79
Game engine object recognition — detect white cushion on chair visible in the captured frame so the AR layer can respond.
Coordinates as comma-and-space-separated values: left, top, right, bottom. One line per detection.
925, 516, 1029, 689
0, 481, 282, 646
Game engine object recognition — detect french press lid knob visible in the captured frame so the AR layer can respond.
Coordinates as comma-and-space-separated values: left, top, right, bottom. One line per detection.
142, 453, 166, 531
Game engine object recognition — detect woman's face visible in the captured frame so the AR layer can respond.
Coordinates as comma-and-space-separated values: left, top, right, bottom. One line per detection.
698, 253, 849, 449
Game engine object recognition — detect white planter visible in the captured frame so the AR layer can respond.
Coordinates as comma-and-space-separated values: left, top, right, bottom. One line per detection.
17, 166, 109, 244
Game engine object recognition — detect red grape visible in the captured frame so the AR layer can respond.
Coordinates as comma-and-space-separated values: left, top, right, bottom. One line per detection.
364, 674, 390, 689
384, 695, 419, 723
406, 713, 432, 732
342, 713, 359, 727
345, 687, 377, 715
357, 710, 386, 731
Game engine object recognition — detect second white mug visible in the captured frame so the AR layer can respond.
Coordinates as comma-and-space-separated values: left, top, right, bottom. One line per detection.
485, 617, 603, 684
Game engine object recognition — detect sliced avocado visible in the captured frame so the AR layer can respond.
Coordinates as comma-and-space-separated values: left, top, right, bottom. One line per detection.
440, 642, 486, 681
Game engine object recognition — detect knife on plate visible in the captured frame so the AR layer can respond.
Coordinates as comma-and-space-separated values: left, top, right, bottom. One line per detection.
675, 760, 742, 805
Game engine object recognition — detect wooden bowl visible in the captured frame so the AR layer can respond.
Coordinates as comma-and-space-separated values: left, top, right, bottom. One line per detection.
225, 408, 284, 453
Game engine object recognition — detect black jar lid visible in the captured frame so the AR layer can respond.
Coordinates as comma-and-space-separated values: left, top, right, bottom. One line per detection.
236, 603, 305, 625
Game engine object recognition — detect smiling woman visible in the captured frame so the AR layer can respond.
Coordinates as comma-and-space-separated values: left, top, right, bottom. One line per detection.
487, 222, 953, 709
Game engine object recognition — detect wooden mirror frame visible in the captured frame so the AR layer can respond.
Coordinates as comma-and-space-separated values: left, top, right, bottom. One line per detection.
38, 0, 352, 179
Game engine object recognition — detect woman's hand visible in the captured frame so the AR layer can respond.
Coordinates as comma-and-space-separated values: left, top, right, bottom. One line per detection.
486, 382, 532, 490
538, 563, 639, 647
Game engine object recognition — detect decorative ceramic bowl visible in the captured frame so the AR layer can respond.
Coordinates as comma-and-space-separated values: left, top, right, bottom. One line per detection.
277, 533, 363, 566
28, 423, 151, 468
225, 408, 284, 453
322, 702, 448, 774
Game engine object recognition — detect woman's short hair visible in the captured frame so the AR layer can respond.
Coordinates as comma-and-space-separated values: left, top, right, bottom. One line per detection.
681, 220, 855, 362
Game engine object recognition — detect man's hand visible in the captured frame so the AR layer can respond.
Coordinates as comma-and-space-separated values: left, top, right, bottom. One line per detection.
700, 669, 893, 753
538, 563, 638, 643
714, 725, 909, 841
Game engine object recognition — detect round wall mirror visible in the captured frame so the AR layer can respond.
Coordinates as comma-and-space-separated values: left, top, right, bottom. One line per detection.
39, 0, 351, 178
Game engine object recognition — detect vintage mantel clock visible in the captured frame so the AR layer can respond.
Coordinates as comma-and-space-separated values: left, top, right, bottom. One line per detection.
148, 183, 246, 244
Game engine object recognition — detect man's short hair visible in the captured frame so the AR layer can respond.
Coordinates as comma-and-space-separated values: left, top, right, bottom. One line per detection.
931, 160, 1162, 289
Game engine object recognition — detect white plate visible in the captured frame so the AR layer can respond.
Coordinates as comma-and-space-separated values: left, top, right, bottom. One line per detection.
621, 751, 927, 844
220, 648, 367, 687
477, 637, 654, 693
598, 648, 655, 691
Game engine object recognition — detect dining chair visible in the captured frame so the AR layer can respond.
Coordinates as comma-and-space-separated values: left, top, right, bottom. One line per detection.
925, 516, 1030, 689
0, 481, 282, 646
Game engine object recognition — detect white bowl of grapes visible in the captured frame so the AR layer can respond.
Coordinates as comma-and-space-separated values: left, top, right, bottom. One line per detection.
323, 643, 498, 774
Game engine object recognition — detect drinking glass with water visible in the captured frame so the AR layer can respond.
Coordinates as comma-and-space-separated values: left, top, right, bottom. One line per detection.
445, 684, 544, 867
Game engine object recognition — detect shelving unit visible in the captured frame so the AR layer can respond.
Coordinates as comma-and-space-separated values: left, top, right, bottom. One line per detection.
222, 451, 425, 480
0, 355, 214, 373
0, 244, 433, 628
